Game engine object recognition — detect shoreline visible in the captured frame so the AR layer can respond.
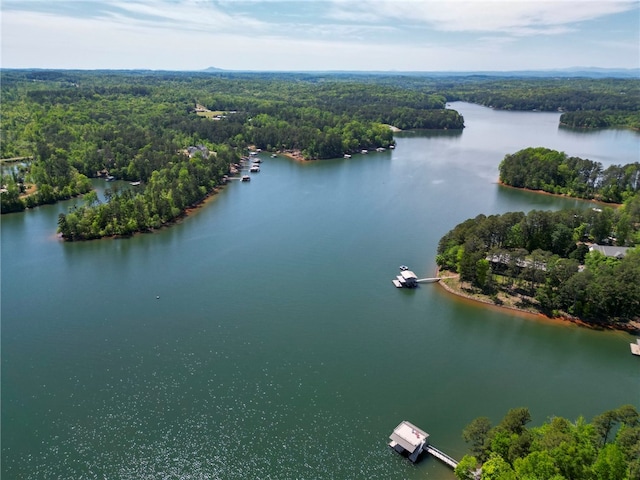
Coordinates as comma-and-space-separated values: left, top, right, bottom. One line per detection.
434, 267, 639, 335
276, 149, 309, 163
559, 122, 640, 133
497, 181, 624, 208
58, 182, 228, 242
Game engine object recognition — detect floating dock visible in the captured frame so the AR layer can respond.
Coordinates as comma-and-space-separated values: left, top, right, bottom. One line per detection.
631, 339, 640, 356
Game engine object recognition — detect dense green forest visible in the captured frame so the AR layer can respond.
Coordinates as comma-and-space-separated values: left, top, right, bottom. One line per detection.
443, 77, 640, 129
560, 110, 640, 129
499, 147, 640, 203
56, 145, 237, 239
436, 194, 640, 325
454, 405, 640, 480
1, 70, 466, 237
2, 70, 638, 240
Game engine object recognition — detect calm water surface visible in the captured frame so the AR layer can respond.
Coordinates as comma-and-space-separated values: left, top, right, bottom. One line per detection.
2, 102, 639, 479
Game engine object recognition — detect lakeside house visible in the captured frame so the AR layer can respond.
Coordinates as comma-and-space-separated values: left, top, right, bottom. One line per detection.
486, 253, 548, 272
589, 244, 631, 259
187, 145, 210, 159
488, 244, 632, 274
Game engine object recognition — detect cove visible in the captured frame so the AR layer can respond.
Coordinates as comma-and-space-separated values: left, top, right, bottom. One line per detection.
2, 102, 639, 479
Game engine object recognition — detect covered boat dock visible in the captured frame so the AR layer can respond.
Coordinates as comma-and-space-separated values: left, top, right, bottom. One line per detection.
389, 421, 429, 463
393, 269, 418, 288
389, 421, 459, 468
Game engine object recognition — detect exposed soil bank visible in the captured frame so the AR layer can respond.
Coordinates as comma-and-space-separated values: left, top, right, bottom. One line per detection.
435, 268, 639, 334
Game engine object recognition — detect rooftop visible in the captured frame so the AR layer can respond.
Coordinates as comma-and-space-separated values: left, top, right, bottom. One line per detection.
400, 270, 417, 280
389, 421, 429, 453
589, 244, 631, 258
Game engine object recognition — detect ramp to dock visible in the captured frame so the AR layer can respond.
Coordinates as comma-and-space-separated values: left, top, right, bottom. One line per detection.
416, 277, 441, 283
425, 445, 458, 469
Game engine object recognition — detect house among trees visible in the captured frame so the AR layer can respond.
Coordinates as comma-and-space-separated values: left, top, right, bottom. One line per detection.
589, 244, 631, 259
187, 145, 210, 159
486, 253, 548, 272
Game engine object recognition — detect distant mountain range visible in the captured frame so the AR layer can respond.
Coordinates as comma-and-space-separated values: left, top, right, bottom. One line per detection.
3, 66, 637, 79
201, 66, 639, 78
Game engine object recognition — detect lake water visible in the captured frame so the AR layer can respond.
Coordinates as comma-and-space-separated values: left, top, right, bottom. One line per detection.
2, 102, 639, 479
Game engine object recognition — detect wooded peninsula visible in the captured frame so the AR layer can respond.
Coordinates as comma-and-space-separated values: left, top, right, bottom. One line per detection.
437, 147, 640, 330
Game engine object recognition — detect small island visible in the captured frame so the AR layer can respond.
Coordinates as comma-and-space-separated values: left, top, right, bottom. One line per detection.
436, 148, 640, 331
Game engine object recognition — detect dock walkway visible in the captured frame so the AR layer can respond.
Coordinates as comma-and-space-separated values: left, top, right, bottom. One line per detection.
425, 445, 459, 469
416, 277, 441, 283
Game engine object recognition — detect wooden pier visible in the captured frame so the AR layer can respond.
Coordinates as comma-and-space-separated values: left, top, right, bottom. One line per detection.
425, 445, 459, 469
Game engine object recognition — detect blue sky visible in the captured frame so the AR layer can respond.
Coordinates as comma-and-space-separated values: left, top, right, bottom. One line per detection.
2, 0, 639, 71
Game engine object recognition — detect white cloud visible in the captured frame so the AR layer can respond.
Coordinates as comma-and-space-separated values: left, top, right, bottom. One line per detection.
105, 0, 268, 33
0, 7, 464, 70
1, 0, 637, 70
328, 0, 637, 36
